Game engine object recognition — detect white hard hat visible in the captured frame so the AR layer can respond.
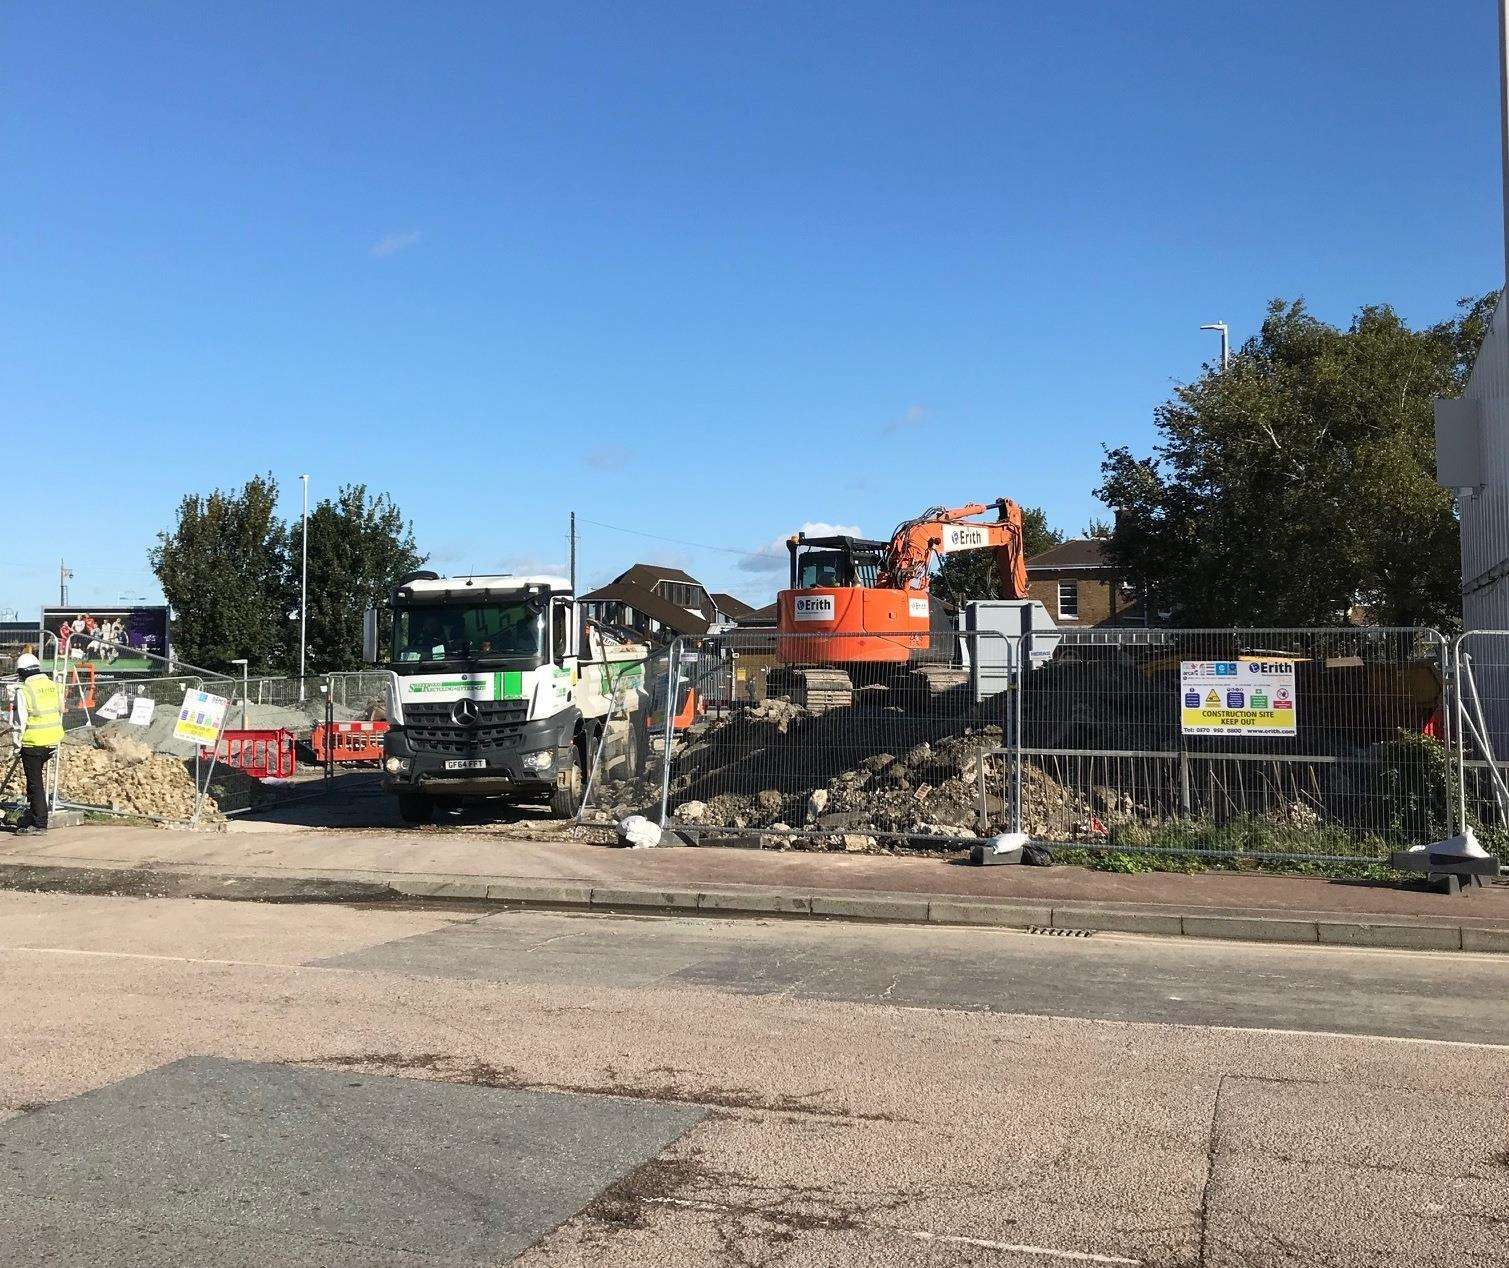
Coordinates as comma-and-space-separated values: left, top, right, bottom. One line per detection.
14, 653, 41, 671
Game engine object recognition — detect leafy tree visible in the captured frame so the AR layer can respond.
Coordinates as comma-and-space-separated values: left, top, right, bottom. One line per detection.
934, 505, 1065, 603
150, 474, 292, 671
1096, 294, 1497, 628
297, 484, 425, 673
1083, 517, 1113, 539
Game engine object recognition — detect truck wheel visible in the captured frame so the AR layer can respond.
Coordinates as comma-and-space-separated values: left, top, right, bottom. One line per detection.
549, 739, 586, 819
398, 792, 435, 825
626, 715, 648, 778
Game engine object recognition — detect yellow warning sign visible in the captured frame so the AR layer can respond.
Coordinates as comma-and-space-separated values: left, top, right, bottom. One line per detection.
1180, 660, 1297, 737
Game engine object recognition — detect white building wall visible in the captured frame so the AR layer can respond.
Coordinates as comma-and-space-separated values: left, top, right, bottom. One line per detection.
1439, 295, 1509, 630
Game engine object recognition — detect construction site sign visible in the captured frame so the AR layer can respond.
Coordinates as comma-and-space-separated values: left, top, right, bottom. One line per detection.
173, 688, 229, 746
1180, 660, 1297, 737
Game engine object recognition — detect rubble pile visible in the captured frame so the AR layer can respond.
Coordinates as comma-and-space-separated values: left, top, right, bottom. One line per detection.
3, 735, 225, 824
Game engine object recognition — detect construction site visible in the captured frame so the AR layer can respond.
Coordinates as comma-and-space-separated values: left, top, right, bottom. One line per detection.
6, 497, 1505, 892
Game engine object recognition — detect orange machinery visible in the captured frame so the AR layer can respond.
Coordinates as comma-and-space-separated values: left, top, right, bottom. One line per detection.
773, 499, 1028, 708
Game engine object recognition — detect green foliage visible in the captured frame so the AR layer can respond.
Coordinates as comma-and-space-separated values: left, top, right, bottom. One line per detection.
1372, 730, 1450, 842
934, 504, 1064, 603
1096, 293, 1499, 629
298, 484, 425, 673
151, 476, 423, 674
149, 474, 292, 671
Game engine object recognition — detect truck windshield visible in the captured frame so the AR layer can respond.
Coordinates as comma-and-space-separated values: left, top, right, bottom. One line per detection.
394, 602, 542, 664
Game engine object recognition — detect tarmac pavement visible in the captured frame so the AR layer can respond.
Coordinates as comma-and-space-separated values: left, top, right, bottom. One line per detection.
2, 808, 1507, 952
2, 889, 1507, 1265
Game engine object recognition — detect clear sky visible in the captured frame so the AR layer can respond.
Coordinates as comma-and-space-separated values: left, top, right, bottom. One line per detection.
5, 2, 1504, 617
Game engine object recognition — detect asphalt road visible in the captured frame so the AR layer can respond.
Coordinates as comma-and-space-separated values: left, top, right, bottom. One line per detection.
2, 891, 1506, 1266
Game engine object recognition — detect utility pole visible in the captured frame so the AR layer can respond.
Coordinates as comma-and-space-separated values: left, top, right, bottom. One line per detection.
1200, 322, 1230, 371
569, 511, 578, 592
59, 560, 72, 607
299, 474, 309, 701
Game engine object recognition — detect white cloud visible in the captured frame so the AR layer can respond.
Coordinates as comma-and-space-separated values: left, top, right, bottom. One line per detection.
881, 404, 929, 435
370, 230, 422, 258
584, 445, 634, 471
737, 521, 863, 573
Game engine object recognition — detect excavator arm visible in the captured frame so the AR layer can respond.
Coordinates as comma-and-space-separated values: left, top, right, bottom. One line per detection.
880, 499, 1029, 599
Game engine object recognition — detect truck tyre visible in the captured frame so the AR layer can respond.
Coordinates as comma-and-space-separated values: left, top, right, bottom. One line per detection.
549, 737, 586, 819
626, 714, 648, 778
398, 792, 435, 825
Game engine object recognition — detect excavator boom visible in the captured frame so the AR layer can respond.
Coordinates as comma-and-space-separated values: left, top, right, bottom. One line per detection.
881, 499, 1029, 599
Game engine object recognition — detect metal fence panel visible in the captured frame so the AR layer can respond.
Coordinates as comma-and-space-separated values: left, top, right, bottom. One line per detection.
1452, 630, 1509, 862
653, 628, 1022, 847
640, 624, 1452, 863
1018, 627, 1449, 861
577, 645, 671, 827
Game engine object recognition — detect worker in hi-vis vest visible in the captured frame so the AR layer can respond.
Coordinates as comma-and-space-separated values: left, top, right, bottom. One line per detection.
9, 652, 62, 835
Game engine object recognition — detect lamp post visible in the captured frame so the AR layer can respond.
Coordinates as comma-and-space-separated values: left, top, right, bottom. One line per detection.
230, 658, 249, 728
1200, 322, 1230, 372
299, 474, 309, 702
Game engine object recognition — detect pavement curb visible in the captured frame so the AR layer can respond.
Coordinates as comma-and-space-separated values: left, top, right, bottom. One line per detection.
0, 859, 1502, 954
455, 878, 1505, 954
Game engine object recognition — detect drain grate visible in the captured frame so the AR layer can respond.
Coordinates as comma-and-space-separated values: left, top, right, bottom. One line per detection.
1026, 926, 1095, 938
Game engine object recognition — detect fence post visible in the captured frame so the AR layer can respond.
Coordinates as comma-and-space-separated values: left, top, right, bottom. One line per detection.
1012, 628, 1028, 836
1179, 747, 1191, 817
656, 638, 682, 828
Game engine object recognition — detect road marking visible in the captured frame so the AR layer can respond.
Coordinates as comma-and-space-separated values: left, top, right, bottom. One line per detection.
644, 1197, 1142, 1263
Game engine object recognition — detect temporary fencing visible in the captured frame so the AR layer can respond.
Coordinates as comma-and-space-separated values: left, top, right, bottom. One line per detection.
646, 628, 1024, 846
1016, 627, 1450, 863
1451, 631, 1509, 863
6, 635, 392, 827
631, 623, 1467, 867
576, 643, 675, 827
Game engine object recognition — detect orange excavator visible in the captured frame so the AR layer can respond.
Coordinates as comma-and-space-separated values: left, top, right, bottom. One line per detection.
773, 499, 1029, 709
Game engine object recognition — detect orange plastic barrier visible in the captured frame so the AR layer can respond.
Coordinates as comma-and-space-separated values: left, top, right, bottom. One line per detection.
311, 720, 389, 764
212, 728, 296, 779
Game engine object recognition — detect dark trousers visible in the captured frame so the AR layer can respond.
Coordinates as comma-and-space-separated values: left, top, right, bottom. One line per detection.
19, 746, 53, 828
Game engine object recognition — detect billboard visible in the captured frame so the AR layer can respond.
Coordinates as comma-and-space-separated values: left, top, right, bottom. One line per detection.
41, 606, 171, 674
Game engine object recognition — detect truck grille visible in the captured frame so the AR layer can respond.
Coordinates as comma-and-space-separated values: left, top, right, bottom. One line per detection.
402, 700, 529, 755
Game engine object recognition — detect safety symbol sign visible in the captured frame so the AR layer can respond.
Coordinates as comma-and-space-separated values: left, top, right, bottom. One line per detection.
1180, 660, 1297, 737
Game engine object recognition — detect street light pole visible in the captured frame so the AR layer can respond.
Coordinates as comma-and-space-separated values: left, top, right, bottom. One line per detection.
1200, 322, 1230, 372
299, 474, 309, 702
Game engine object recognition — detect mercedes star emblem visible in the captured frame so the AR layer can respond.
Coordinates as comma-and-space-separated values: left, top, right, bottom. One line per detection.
451, 697, 480, 726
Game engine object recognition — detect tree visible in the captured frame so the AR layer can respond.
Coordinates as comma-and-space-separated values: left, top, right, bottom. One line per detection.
298, 484, 425, 673
150, 474, 292, 671
934, 505, 1065, 603
1096, 294, 1497, 628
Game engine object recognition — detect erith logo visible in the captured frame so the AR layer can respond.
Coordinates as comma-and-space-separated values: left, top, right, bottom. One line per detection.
793, 595, 836, 621
940, 526, 989, 554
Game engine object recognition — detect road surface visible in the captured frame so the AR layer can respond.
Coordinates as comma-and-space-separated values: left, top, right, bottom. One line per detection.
1, 890, 1506, 1266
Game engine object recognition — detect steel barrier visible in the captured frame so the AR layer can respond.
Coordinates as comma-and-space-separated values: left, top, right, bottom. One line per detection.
642, 624, 1458, 866
1451, 630, 1509, 863
650, 628, 1023, 846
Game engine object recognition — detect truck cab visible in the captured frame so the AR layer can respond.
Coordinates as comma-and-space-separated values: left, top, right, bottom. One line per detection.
371, 571, 647, 824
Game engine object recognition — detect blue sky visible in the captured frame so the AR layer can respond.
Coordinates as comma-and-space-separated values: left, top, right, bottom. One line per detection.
5, 1, 1504, 616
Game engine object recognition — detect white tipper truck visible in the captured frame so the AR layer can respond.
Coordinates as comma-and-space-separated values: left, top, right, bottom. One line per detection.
366, 571, 651, 824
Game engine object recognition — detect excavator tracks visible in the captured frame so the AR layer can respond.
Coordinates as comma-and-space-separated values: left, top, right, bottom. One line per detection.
790, 668, 854, 712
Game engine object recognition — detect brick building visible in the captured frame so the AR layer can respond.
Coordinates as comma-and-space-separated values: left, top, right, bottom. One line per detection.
1026, 538, 1137, 627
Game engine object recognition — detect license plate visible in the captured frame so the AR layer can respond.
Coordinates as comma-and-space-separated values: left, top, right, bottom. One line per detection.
443, 759, 487, 770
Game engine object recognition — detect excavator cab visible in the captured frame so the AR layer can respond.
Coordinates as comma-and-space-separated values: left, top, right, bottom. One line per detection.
788, 535, 885, 591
